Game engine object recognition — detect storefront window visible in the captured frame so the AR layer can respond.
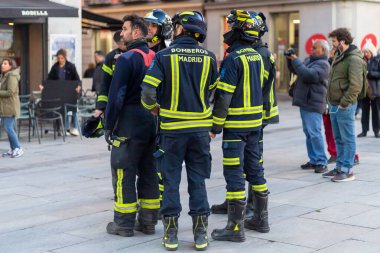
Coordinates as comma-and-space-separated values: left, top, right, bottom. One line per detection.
271, 12, 299, 91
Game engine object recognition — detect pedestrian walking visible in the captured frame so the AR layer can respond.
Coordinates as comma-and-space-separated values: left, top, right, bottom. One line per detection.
0, 58, 24, 158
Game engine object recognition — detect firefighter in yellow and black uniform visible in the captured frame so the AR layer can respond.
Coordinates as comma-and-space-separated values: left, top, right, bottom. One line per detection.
104, 15, 159, 238
210, 10, 269, 243
211, 12, 278, 223
141, 11, 218, 251
94, 31, 126, 118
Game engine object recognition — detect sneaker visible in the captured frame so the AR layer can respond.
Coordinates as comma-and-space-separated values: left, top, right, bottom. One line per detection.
11, 148, 24, 158
322, 168, 339, 178
314, 165, 328, 173
331, 171, 355, 182
66, 130, 71, 136
327, 156, 337, 164
2, 149, 13, 157
300, 162, 316, 170
70, 128, 80, 136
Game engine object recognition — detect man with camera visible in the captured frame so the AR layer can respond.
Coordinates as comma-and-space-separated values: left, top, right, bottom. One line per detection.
286, 39, 330, 173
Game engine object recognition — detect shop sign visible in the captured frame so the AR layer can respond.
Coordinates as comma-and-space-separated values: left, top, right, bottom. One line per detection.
305, 34, 327, 55
361, 34, 377, 50
21, 10, 49, 17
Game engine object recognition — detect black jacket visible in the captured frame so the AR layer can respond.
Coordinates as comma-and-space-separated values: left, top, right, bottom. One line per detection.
211, 41, 264, 133
289, 55, 330, 113
105, 40, 154, 132
141, 36, 218, 133
367, 55, 380, 97
252, 40, 279, 124
47, 61, 80, 81
96, 47, 125, 111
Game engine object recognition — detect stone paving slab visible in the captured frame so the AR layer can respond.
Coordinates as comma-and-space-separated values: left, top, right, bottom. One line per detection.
316, 239, 380, 253
1, 94, 380, 253
250, 217, 372, 249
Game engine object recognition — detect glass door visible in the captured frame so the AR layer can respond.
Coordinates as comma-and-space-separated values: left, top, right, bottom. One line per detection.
271, 12, 299, 91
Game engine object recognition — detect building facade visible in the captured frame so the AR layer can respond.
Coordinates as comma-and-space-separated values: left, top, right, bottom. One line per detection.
84, 0, 380, 90
205, 0, 380, 90
0, 0, 81, 94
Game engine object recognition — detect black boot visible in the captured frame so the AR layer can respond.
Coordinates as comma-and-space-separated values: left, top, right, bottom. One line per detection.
211, 199, 246, 242
162, 216, 179, 251
134, 208, 158, 235
107, 212, 135, 237
211, 200, 228, 214
106, 222, 134, 237
246, 185, 254, 218
192, 215, 209, 251
244, 191, 270, 233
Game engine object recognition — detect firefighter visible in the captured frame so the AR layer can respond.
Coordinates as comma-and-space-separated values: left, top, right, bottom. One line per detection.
144, 9, 173, 52
211, 12, 278, 222
93, 30, 126, 118
104, 15, 159, 237
210, 10, 269, 243
141, 11, 218, 251
143, 9, 173, 220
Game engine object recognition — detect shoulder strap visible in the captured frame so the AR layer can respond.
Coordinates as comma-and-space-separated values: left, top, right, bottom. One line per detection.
130, 48, 155, 67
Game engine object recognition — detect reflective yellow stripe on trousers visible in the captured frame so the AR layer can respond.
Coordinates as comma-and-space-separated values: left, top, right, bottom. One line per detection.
114, 169, 137, 213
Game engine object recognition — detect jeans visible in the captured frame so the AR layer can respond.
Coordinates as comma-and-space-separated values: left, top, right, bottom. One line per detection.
1, 117, 21, 150
300, 108, 327, 165
329, 103, 357, 172
65, 111, 79, 130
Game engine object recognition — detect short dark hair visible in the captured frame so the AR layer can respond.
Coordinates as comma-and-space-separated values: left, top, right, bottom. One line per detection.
95, 50, 105, 57
113, 30, 122, 43
56, 48, 67, 59
122, 15, 148, 37
328, 28, 354, 45
2, 58, 17, 70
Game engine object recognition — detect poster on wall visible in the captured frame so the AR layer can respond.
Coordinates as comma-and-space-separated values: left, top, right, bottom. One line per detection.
0, 29, 13, 51
50, 34, 76, 68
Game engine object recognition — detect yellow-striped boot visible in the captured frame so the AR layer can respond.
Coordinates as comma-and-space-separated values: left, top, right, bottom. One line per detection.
211, 199, 246, 242
192, 215, 209, 251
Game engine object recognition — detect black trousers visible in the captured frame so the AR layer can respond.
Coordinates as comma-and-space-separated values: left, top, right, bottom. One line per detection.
361, 97, 380, 134
222, 130, 267, 201
110, 104, 160, 228
158, 132, 211, 217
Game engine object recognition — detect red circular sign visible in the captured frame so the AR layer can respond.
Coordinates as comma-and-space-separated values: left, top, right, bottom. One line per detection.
361, 34, 377, 50
305, 34, 328, 55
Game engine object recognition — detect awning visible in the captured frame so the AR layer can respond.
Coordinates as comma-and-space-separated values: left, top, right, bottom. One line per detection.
82, 9, 122, 31
0, 0, 78, 19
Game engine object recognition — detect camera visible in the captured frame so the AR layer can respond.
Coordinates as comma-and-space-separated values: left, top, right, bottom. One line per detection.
284, 48, 296, 56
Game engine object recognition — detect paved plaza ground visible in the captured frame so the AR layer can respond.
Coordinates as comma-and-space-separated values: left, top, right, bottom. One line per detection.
1, 94, 380, 253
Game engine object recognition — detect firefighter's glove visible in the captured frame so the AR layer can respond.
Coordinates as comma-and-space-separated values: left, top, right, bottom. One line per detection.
104, 130, 113, 146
